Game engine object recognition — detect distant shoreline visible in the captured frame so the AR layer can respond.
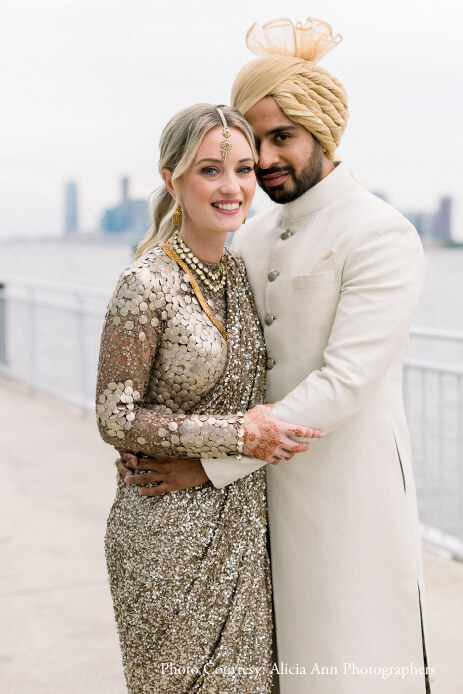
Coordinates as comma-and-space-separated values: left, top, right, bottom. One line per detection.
2, 235, 463, 249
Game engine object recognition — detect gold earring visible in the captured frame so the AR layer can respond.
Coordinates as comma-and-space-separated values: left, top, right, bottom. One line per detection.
242, 217, 246, 224
172, 204, 182, 228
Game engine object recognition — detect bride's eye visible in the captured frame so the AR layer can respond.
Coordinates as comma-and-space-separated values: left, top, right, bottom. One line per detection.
201, 166, 219, 175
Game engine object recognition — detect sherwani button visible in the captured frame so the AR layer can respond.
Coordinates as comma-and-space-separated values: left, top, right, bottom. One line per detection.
268, 270, 280, 282
265, 313, 276, 325
266, 358, 276, 370
280, 229, 294, 240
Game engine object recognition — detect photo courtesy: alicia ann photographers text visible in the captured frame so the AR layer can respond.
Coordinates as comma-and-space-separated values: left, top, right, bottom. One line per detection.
159, 661, 436, 680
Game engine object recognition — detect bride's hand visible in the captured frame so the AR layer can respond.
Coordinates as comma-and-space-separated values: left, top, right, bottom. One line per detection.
243, 404, 324, 465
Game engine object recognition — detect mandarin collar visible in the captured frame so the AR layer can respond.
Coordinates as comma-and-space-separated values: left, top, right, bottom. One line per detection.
279, 162, 355, 223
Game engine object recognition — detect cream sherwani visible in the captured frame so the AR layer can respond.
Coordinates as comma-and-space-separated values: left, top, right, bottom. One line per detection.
202, 163, 429, 693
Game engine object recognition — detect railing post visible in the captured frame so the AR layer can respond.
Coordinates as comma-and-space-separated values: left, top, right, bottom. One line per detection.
459, 375, 463, 543
28, 286, 37, 391
437, 373, 444, 530
0, 282, 6, 365
421, 369, 428, 497
76, 294, 88, 414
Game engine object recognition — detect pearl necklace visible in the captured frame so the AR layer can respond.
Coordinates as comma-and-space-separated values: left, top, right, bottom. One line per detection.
172, 233, 226, 293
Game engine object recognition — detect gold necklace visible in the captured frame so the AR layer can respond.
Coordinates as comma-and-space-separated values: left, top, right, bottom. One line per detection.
172, 232, 226, 293
161, 243, 227, 340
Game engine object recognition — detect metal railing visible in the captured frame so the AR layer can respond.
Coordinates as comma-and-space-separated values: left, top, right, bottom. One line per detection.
1, 276, 462, 556
404, 327, 463, 558
0, 275, 109, 411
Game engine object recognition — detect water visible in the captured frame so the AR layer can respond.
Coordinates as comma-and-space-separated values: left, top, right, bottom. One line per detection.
413, 246, 463, 332
0, 237, 135, 290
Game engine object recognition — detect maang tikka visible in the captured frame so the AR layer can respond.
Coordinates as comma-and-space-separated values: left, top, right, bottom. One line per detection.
216, 107, 232, 162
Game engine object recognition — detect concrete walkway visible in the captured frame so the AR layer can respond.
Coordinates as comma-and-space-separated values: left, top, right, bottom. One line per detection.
0, 379, 125, 694
1, 378, 462, 693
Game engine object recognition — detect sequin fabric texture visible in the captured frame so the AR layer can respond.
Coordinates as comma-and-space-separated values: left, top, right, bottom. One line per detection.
97, 245, 272, 693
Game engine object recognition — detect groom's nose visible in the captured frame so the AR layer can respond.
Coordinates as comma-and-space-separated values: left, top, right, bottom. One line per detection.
258, 140, 280, 170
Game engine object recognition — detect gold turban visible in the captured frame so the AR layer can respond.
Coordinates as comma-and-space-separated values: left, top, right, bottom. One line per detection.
231, 17, 349, 159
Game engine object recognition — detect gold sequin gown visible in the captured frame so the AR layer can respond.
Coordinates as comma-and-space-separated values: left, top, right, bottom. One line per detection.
96, 245, 272, 693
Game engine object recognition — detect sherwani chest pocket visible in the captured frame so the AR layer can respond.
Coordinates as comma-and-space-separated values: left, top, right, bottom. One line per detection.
290, 270, 340, 352
292, 269, 336, 289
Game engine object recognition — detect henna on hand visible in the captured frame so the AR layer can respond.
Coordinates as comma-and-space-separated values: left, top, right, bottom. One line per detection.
243, 407, 281, 460
243, 405, 324, 464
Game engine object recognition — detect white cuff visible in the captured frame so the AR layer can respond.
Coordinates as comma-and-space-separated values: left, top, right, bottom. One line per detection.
202, 455, 266, 488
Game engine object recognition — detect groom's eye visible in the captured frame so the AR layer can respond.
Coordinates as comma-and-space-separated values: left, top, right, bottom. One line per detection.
275, 133, 291, 143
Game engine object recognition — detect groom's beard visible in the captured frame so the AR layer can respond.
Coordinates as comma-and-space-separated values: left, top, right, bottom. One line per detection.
257, 140, 323, 203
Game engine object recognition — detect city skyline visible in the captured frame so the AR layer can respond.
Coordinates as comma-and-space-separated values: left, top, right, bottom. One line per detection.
1, 0, 462, 240
62, 173, 460, 245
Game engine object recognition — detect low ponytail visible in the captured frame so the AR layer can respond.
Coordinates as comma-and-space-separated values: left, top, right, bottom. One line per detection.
134, 186, 176, 260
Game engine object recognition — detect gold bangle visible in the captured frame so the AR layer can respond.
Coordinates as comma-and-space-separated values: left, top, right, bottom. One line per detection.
236, 412, 244, 460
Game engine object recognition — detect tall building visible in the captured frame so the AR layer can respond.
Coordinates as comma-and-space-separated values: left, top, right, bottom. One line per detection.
101, 177, 149, 239
433, 197, 452, 241
64, 181, 78, 235
403, 196, 453, 243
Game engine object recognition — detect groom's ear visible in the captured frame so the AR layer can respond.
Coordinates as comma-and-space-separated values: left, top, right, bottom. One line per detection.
161, 168, 176, 200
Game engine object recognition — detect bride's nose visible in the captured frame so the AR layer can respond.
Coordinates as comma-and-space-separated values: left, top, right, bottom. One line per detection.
218, 172, 241, 195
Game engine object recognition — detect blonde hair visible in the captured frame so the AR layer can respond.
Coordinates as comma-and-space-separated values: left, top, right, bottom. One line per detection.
134, 104, 258, 260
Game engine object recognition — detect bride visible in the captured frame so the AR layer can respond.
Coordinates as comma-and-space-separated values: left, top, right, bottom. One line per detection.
96, 103, 320, 693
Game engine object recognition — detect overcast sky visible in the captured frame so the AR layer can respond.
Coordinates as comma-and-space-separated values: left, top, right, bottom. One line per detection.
1, 0, 462, 240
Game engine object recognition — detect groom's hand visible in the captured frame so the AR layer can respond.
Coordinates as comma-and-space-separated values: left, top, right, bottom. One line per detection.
115, 451, 209, 496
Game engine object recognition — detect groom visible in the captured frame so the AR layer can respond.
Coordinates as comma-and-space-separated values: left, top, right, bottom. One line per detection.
118, 18, 430, 694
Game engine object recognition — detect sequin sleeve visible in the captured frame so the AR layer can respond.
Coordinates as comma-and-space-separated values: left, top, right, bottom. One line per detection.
96, 258, 245, 459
